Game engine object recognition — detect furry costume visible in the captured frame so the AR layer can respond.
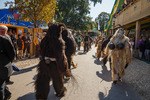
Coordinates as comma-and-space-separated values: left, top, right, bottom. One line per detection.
35, 24, 68, 100
84, 35, 90, 52
62, 30, 76, 70
105, 28, 132, 83
96, 38, 104, 59
101, 36, 112, 65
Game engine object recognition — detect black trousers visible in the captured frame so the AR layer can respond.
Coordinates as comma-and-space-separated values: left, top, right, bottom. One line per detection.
77, 42, 81, 50
0, 78, 11, 100
0, 79, 5, 100
84, 43, 89, 52
23, 44, 30, 56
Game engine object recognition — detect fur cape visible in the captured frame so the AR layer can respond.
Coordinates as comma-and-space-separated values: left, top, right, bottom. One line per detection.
105, 28, 132, 81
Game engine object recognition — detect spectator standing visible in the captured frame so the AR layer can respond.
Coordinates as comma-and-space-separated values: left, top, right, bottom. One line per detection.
130, 38, 135, 56
34, 33, 40, 57
145, 37, 150, 61
0, 25, 15, 100
77, 35, 82, 50
8, 30, 17, 59
137, 37, 145, 59
26, 32, 32, 58
84, 35, 89, 52
17, 34, 24, 60
22, 33, 28, 58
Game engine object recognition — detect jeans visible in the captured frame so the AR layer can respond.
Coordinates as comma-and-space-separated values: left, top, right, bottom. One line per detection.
138, 50, 143, 59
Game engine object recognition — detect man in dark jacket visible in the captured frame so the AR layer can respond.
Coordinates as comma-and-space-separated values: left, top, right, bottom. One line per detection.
17, 34, 24, 60
22, 32, 31, 58
0, 25, 15, 100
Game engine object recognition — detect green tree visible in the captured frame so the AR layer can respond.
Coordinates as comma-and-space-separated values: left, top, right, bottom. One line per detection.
5, 0, 57, 28
95, 12, 109, 33
55, 0, 102, 31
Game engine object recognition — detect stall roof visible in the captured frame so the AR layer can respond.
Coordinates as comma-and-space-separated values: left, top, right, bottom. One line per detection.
0, 23, 28, 29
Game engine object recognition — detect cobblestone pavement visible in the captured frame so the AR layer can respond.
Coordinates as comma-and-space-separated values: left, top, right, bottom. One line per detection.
123, 58, 150, 100
13, 58, 39, 69
8, 46, 143, 100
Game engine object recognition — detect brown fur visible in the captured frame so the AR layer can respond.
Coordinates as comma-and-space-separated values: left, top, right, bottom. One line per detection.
104, 28, 132, 81
35, 24, 68, 99
71, 55, 78, 68
96, 38, 104, 59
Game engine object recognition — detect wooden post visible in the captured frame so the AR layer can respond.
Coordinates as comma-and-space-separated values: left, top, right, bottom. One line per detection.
134, 20, 141, 57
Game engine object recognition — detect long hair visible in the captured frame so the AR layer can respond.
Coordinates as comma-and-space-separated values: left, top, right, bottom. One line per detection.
40, 24, 66, 72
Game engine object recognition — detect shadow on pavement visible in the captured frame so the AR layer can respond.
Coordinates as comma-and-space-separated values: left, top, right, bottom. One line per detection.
99, 83, 141, 100
17, 93, 35, 100
17, 85, 61, 100
78, 52, 86, 55
96, 66, 111, 82
12, 65, 37, 76
92, 55, 96, 59
94, 59, 103, 65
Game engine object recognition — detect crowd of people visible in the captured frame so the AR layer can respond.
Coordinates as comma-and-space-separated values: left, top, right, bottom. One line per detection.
0, 25, 52, 100
0, 23, 149, 100
5, 30, 47, 60
74, 34, 94, 53
0, 23, 95, 99
137, 37, 150, 61
6, 30, 32, 60
128, 36, 150, 61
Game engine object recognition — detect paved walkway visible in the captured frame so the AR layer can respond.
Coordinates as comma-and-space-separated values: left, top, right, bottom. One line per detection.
8, 46, 141, 100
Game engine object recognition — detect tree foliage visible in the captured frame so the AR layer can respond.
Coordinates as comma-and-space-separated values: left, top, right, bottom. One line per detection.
55, 0, 102, 31
95, 12, 109, 33
5, 0, 57, 28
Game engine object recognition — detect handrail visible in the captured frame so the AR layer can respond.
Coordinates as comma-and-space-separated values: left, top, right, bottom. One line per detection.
115, 0, 140, 17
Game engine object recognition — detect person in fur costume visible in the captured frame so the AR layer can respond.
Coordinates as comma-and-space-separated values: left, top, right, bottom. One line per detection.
35, 24, 69, 99
96, 37, 104, 60
105, 28, 132, 84
95, 36, 101, 47
62, 29, 76, 70
101, 35, 112, 66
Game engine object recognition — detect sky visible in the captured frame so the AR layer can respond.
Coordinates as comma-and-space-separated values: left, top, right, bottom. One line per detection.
0, 0, 116, 21
89, 0, 115, 21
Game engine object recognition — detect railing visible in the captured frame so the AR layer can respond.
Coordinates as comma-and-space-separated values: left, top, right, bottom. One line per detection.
115, 0, 150, 26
